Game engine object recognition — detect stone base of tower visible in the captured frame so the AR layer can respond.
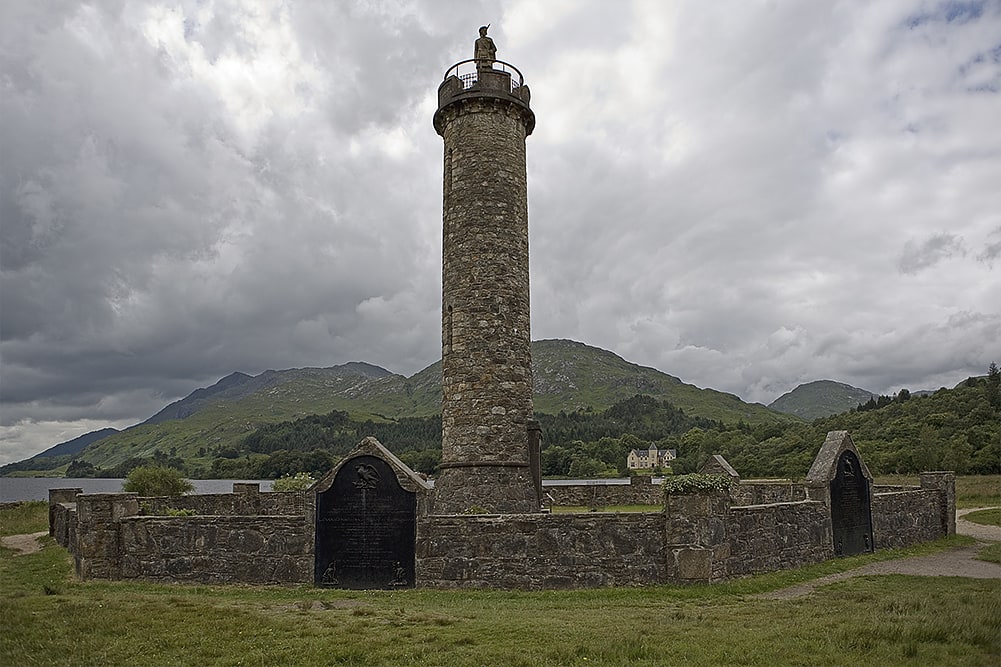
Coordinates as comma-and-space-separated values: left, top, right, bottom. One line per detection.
433, 465, 539, 514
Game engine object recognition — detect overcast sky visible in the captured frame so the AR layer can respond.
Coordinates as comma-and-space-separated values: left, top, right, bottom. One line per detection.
2, 0, 1000, 464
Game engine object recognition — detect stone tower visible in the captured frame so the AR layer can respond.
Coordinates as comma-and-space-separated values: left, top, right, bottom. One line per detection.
432, 32, 539, 514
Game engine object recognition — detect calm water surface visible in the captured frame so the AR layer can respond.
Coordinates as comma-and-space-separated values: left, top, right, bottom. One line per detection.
0, 478, 274, 503
1, 477, 654, 503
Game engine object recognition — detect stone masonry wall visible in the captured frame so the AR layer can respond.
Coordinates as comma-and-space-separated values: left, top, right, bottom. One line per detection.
75, 493, 141, 579
141, 490, 307, 516
59, 489, 313, 583
543, 478, 662, 507
417, 512, 666, 589
664, 492, 731, 583
543, 479, 809, 509
726, 501, 831, 576
118, 516, 312, 584
872, 490, 943, 549
730, 481, 807, 506
50, 502, 77, 549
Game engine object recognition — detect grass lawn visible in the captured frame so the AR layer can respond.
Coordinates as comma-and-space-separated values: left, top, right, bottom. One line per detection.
978, 543, 1001, 565
964, 508, 1001, 527
2, 504, 999, 666
0, 500, 48, 536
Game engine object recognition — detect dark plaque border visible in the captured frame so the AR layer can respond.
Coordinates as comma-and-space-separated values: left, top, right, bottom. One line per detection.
314, 455, 416, 589
830, 449, 874, 556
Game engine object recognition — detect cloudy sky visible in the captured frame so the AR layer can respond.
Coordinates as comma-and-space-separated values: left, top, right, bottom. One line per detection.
2, 0, 1000, 464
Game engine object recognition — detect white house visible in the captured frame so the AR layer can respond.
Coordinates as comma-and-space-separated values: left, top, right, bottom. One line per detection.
627, 445, 677, 470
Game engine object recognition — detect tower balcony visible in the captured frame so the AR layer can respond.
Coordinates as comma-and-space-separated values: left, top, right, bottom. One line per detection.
435, 59, 533, 136
444, 58, 526, 92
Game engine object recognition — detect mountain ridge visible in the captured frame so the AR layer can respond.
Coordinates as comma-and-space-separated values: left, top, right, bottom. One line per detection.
768, 380, 876, 420
7, 339, 795, 472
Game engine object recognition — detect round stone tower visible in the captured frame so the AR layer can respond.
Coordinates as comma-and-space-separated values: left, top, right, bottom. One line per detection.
432, 33, 539, 514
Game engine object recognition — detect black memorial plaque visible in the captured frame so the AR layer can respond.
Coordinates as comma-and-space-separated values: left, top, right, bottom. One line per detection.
830, 450, 874, 556
314, 455, 416, 589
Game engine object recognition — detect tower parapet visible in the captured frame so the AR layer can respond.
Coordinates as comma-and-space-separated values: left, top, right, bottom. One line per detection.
432, 32, 539, 514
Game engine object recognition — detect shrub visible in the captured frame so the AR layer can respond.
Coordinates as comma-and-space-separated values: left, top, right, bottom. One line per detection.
272, 472, 316, 492
122, 465, 193, 497
662, 473, 733, 497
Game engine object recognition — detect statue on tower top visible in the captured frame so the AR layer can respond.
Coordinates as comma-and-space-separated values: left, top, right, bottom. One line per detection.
474, 25, 496, 71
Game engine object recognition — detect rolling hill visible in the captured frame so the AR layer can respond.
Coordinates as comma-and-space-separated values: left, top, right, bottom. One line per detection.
768, 380, 875, 420
6, 340, 795, 473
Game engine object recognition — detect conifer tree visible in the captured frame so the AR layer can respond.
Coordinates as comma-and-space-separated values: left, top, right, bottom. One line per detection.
987, 362, 1000, 410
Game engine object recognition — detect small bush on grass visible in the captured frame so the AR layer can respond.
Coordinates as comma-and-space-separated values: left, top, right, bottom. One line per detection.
122, 465, 193, 497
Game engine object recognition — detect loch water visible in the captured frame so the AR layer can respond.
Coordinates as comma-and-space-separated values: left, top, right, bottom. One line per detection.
0, 478, 274, 503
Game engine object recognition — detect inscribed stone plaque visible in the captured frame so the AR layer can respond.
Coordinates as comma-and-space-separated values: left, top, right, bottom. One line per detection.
314, 455, 416, 589
830, 450, 874, 556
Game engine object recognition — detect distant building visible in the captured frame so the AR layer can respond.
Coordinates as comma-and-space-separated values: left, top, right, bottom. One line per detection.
627, 445, 676, 470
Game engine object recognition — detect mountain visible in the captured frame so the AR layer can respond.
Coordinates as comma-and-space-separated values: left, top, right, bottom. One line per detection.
768, 380, 875, 420
144, 363, 394, 424
26, 428, 121, 461
5, 340, 794, 473
531, 340, 780, 424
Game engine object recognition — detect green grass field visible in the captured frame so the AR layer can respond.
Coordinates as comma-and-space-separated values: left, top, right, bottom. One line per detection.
876, 475, 1000, 509
2, 502, 999, 666
964, 508, 1001, 527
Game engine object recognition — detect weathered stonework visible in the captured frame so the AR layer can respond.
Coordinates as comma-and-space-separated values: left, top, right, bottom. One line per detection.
920, 471, 956, 536
142, 489, 307, 517
416, 512, 666, 589
726, 501, 831, 576
434, 62, 538, 514
48, 433, 957, 588
871, 472, 955, 550
543, 477, 663, 507
75, 492, 140, 579
730, 480, 807, 506
664, 491, 731, 583
118, 516, 311, 584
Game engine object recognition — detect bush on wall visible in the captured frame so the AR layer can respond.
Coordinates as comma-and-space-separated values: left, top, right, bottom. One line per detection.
272, 472, 316, 492
662, 473, 733, 497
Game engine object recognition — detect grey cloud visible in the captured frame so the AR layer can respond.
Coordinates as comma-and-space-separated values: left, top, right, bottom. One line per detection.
977, 226, 1001, 263
898, 233, 966, 274
2, 1, 1001, 463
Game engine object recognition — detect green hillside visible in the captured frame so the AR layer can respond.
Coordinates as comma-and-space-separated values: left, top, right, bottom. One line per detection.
768, 380, 875, 420
675, 377, 999, 478
531, 340, 787, 424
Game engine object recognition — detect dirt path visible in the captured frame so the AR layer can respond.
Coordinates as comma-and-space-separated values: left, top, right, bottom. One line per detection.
0, 531, 48, 556
957, 506, 1001, 542
757, 507, 1001, 600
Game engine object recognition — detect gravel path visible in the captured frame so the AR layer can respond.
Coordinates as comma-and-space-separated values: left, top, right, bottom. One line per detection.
756, 507, 1001, 600
0, 531, 48, 556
